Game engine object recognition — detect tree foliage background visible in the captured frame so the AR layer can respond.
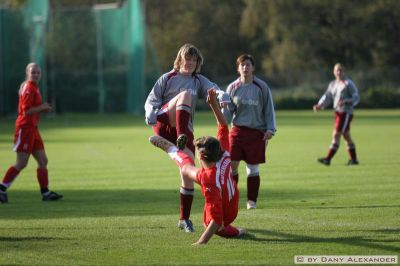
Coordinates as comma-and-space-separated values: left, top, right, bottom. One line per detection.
144, 0, 400, 108
1, 0, 400, 113
146, 0, 400, 86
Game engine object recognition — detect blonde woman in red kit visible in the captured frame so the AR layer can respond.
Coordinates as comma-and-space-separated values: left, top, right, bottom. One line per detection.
0, 63, 62, 204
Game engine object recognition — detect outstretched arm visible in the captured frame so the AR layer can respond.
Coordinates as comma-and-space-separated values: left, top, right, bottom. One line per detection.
207, 89, 228, 126
192, 220, 220, 245
207, 89, 230, 151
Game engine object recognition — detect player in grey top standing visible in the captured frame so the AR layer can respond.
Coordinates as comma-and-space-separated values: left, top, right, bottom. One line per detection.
144, 43, 222, 232
313, 63, 360, 166
223, 54, 276, 210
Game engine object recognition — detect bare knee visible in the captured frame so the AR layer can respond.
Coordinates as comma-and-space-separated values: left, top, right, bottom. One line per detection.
33, 152, 48, 169
177, 91, 192, 105
343, 131, 353, 143
37, 157, 48, 169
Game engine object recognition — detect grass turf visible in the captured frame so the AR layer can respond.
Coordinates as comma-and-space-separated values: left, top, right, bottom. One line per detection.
0, 110, 399, 265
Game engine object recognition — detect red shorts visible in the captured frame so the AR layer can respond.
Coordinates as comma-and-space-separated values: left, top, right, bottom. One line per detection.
152, 103, 195, 153
229, 126, 266, 164
13, 126, 44, 154
222, 191, 239, 226
334, 112, 353, 133
204, 191, 239, 227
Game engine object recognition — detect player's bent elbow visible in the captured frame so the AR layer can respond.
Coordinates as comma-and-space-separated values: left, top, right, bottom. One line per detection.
181, 164, 199, 182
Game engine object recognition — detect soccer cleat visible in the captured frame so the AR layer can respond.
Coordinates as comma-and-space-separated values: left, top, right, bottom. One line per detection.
149, 135, 175, 152
42, 191, 63, 201
177, 219, 195, 233
176, 134, 188, 150
317, 157, 330, 166
347, 159, 359, 165
246, 200, 256, 210
237, 228, 247, 237
0, 191, 8, 204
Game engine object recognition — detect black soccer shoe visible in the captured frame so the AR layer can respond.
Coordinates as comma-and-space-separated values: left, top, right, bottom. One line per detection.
42, 191, 63, 201
347, 159, 359, 166
176, 134, 188, 150
317, 157, 330, 166
0, 191, 8, 204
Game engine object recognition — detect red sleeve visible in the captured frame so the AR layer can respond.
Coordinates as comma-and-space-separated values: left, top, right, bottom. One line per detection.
20, 84, 36, 113
216, 125, 229, 151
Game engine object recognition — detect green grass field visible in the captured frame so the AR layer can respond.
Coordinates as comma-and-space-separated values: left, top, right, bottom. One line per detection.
0, 110, 399, 265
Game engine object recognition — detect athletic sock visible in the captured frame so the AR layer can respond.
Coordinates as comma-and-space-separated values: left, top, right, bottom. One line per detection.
180, 187, 194, 220
216, 225, 240, 238
1, 166, 20, 189
167, 146, 194, 168
176, 106, 191, 137
347, 143, 357, 161
37, 168, 49, 193
326, 143, 339, 161
247, 175, 260, 202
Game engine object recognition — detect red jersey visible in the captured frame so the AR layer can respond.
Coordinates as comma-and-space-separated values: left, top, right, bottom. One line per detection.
196, 125, 239, 226
15, 81, 42, 128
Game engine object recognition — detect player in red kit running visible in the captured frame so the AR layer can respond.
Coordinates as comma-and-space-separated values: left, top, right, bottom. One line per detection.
0, 63, 62, 204
149, 89, 245, 245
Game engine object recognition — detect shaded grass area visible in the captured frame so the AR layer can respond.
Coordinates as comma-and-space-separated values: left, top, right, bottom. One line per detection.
0, 110, 399, 265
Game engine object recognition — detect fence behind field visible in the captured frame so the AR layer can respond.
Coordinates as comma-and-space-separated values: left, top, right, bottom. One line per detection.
0, 0, 157, 116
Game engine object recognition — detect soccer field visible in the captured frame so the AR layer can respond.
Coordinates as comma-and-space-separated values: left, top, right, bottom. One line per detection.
0, 110, 399, 265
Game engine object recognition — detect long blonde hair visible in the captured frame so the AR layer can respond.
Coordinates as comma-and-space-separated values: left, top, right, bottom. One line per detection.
173, 43, 204, 74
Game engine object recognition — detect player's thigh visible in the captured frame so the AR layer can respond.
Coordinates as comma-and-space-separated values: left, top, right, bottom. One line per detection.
15, 152, 31, 170
229, 135, 244, 162
153, 116, 177, 144
31, 130, 47, 167
13, 127, 35, 153
224, 193, 239, 226
334, 112, 353, 133
240, 133, 265, 164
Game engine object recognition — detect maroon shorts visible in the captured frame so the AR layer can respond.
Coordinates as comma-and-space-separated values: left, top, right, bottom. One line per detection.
334, 112, 353, 133
229, 126, 266, 164
13, 126, 44, 153
152, 103, 195, 153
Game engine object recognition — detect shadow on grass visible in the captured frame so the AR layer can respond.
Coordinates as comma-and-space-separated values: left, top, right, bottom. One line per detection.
242, 229, 400, 253
311, 205, 400, 210
0, 189, 203, 220
0, 236, 65, 242
0, 188, 328, 220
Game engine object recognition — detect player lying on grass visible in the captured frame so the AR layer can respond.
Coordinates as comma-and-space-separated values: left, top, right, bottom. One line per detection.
149, 89, 245, 245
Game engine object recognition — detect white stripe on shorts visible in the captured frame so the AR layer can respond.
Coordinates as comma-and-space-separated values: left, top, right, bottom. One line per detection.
341, 113, 350, 133
12, 128, 22, 152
